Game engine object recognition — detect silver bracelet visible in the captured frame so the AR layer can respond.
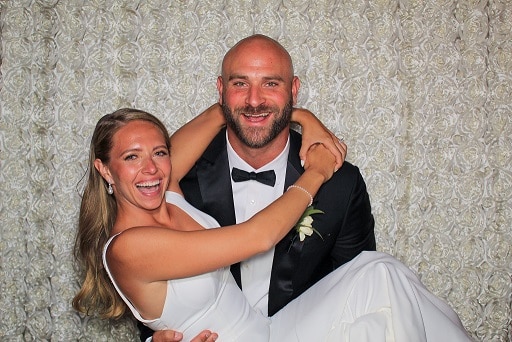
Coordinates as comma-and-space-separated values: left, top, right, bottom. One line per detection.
287, 185, 313, 207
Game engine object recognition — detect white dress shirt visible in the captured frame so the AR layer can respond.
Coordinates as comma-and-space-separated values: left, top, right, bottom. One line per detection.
226, 132, 290, 316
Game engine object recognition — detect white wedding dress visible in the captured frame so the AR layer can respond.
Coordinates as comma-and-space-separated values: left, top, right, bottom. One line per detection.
103, 191, 472, 341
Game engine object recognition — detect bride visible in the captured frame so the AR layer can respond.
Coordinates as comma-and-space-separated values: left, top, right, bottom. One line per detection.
73, 106, 471, 341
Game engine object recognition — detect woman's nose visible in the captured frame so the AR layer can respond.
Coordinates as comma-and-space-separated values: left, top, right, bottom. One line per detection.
142, 158, 157, 173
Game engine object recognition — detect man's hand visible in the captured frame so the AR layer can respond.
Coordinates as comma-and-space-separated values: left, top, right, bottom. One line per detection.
152, 330, 218, 342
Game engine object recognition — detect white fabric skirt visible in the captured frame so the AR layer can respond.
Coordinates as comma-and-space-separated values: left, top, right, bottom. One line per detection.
270, 251, 472, 342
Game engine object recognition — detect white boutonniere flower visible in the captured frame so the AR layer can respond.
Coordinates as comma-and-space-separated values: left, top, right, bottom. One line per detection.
295, 206, 324, 242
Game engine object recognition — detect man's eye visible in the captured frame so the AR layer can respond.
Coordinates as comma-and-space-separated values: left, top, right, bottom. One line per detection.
233, 81, 246, 87
267, 82, 278, 87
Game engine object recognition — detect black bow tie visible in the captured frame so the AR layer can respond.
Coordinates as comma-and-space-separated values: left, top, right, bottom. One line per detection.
231, 167, 276, 187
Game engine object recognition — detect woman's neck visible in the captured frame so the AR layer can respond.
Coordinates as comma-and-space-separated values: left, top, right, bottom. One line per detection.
112, 204, 172, 236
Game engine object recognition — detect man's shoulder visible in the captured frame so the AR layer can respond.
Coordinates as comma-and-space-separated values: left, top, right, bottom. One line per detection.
318, 160, 366, 197
333, 161, 361, 178
288, 129, 362, 177
312, 161, 370, 225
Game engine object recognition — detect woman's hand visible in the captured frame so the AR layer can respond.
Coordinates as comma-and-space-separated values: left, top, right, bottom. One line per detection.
303, 143, 337, 184
291, 108, 347, 172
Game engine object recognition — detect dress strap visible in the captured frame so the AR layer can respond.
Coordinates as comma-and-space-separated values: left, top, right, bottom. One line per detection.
102, 233, 158, 324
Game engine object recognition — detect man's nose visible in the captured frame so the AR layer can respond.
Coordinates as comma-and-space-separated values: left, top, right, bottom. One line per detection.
246, 86, 265, 107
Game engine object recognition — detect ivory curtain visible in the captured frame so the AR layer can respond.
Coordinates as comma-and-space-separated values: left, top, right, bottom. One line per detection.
0, 0, 510, 340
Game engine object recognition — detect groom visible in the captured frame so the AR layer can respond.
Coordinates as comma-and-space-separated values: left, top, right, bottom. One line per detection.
141, 34, 376, 341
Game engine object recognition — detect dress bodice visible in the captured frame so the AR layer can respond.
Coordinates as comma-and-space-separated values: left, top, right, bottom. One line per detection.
102, 191, 270, 341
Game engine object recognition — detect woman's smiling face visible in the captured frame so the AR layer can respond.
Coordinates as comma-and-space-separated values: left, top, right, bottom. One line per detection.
96, 120, 171, 213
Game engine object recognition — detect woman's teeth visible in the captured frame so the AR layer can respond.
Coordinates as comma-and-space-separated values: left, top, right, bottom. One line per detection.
136, 180, 160, 188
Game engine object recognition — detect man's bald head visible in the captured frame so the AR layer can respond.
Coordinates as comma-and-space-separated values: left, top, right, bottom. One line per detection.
221, 34, 295, 81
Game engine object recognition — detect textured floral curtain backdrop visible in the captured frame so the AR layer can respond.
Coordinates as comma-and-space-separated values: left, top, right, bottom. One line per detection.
0, 0, 510, 340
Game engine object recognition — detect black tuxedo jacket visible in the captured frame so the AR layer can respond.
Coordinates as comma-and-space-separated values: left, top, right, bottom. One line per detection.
180, 128, 376, 316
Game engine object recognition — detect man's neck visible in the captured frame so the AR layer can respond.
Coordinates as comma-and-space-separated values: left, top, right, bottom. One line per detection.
227, 129, 289, 169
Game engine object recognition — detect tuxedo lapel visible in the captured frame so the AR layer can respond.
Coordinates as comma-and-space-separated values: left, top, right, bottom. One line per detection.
194, 130, 242, 287
268, 130, 305, 316
195, 130, 237, 227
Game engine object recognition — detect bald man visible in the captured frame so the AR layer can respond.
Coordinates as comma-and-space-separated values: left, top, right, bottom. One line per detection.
142, 34, 375, 342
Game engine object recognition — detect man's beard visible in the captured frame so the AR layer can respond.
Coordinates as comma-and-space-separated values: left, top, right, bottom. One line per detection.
221, 96, 293, 148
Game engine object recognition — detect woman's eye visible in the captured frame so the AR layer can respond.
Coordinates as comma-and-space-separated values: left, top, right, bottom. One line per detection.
124, 154, 137, 161
155, 150, 168, 157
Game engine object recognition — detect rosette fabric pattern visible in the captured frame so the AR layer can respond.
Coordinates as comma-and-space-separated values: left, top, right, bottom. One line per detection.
0, 1, 510, 341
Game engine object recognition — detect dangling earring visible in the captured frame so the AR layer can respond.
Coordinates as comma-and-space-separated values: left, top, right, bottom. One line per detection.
107, 183, 114, 195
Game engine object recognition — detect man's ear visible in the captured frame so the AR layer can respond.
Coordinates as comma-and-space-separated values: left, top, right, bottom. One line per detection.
291, 76, 301, 106
94, 159, 113, 184
216, 76, 224, 104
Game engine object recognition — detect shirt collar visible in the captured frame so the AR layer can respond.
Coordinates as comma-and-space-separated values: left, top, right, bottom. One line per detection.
226, 130, 290, 173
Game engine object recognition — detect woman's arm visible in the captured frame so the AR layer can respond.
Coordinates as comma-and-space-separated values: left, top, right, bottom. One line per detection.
109, 143, 336, 282
169, 106, 346, 192
292, 108, 347, 171
168, 104, 225, 188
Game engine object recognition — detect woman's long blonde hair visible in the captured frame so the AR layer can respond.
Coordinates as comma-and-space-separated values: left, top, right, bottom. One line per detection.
72, 108, 170, 319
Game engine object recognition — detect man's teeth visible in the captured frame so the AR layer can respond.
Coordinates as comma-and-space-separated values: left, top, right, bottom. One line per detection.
136, 180, 160, 188
244, 113, 269, 117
